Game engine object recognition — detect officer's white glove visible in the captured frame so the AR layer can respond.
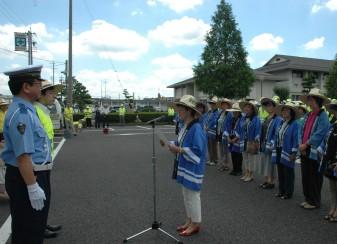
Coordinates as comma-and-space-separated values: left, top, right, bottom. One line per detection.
27, 183, 46, 211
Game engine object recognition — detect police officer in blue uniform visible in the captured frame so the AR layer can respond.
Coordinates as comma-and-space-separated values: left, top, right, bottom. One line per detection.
1, 65, 52, 244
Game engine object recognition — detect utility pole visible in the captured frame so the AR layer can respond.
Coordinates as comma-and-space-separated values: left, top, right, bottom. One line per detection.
27, 29, 33, 65
52, 61, 55, 84
67, 0, 73, 107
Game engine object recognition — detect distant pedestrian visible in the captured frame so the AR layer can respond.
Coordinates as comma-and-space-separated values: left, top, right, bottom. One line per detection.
205, 96, 219, 166
94, 105, 101, 128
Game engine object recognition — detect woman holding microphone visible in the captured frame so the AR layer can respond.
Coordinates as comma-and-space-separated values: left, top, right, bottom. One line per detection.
161, 95, 207, 236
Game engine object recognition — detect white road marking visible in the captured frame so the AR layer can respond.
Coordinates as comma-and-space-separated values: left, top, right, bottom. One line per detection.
0, 137, 66, 244
136, 126, 151, 130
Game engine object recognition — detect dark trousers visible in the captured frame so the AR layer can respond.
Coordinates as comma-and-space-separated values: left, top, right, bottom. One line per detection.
300, 155, 323, 206
5, 165, 50, 244
276, 148, 295, 197
102, 115, 109, 128
95, 117, 101, 128
231, 151, 242, 173
86, 118, 92, 128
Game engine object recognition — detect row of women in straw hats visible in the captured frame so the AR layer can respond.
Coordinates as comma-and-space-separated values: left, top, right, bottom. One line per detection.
163, 88, 337, 237
0, 98, 9, 199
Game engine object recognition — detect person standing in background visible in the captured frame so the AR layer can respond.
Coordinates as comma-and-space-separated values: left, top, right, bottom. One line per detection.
205, 96, 219, 166
0, 98, 9, 199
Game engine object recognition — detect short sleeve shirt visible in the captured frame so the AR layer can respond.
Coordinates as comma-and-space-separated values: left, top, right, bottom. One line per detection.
1, 96, 51, 166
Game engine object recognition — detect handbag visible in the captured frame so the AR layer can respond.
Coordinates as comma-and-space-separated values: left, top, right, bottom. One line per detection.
324, 163, 337, 179
247, 141, 259, 154
171, 159, 178, 179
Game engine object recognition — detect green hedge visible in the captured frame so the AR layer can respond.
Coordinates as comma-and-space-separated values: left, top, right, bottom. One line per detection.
73, 112, 173, 124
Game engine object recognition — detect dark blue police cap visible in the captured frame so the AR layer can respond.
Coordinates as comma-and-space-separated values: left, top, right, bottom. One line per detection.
3, 65, 43, 81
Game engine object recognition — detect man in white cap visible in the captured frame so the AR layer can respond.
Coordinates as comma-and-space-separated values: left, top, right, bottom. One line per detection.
1, 65, 52, 244
35, 80, 63, 238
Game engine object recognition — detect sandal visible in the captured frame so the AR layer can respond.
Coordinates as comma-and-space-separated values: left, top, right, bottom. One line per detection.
324, 214, 333, 220
329, 216, 337, 223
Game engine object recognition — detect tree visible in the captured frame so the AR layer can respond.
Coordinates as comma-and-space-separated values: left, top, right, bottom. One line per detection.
273, 86, 289, 102
60, 77, 92, 111
193, 0, 254, 99
302, 72, 316, 94
325, 54, 337, 99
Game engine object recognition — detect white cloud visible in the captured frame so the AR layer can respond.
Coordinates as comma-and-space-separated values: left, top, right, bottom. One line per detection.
0, 23, 54, 60
131, 10, 143, 16
304, 37, 325, 50
147, 0, 203, 13
311, 4, 323, 13
73, 54, 193, 99
0, 74, 10, 95
326, 0, 337, 10
147, 0, 157, 6
148, 16, 210, 47
249, 33, 284, 51
246, 56, 253, 65
311, 0, 337, 13
46, 20, 150, 61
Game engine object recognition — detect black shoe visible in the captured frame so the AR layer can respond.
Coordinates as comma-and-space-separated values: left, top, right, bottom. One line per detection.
229, 171, 236, 175
46, 224, 62, 232
262, 183, 275, 189
44, 229, 58, 239
281, 195, 292, 200
234, 171, 242, 176
274, 193, 283, 198
259, 182, 268, 188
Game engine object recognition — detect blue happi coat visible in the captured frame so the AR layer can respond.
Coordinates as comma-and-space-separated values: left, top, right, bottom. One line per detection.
198, 112, 208, 131
244, 115, 261, 142
175, 122, 207, 191
206, 109, 219, 140
272, 120, 299, 168
299, 110, 330, 161
219, 111, 233, 144
261, 115, 282, 154
226, 115, 245, 153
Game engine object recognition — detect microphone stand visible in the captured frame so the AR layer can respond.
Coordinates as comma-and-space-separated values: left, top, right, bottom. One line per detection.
123, 117, 182, 243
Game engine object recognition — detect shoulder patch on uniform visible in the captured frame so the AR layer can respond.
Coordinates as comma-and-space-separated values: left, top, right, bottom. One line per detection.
18, 103, 28, 114
17, 123, 26, 135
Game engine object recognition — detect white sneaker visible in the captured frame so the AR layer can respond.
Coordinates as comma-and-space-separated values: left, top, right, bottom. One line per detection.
244, 177, 253, 182
240, 175, 247, 180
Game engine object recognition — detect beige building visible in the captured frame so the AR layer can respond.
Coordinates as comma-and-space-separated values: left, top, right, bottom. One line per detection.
168, 54, 334, 101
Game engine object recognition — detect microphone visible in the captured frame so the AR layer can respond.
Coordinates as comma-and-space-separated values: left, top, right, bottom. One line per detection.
146, 115, 166, 124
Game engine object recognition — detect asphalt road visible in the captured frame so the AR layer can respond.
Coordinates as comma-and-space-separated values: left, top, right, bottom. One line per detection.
1, 125, 337, 244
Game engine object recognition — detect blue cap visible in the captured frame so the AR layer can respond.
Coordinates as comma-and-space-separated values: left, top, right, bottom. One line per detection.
3, 65, 43, 81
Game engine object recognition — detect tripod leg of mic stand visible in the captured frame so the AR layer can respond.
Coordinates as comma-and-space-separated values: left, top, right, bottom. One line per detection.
123, 227, 152, 243
158, 228, 183, 244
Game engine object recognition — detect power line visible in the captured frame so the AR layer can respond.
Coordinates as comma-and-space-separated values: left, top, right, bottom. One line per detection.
81, 0, 125, 91
0, 1, 26, 26
0, 46, 63, 63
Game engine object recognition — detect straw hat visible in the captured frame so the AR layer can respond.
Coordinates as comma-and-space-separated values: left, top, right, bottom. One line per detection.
276, 102, 301, 120
327, 99, 337, 113
0, 98, 9, 107
260, 97, 278, 107
239, 100, 258, 114
207, 96, 218, 104
41, 80, 63, 93
218, 98, 232, 107
174, 95, 201, 114
299, 88, 330, 106
227, 102, 241, 112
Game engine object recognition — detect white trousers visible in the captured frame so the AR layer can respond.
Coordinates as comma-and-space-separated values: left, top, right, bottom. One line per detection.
182, 186, 201, 223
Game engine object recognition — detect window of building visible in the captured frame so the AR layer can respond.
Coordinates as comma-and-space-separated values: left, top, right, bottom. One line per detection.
292, 70, 303, 78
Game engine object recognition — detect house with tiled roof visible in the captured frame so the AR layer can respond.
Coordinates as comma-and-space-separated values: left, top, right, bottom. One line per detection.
168, 54, 334, 101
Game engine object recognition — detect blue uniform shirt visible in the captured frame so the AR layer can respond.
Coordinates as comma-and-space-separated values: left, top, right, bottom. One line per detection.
1, 96, 51, 166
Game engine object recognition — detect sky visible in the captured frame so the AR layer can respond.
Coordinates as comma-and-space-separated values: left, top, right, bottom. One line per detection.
0, 0, 336, 99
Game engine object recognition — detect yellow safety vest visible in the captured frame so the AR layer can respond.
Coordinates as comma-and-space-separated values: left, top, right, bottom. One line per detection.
35, 105, 54, 153
258, 107, 268, 121
84, 108, 92, 119
168, 108, 175, 116
64, 107, 73, 121
119, 107, 126, 116
0, 110, 6, 133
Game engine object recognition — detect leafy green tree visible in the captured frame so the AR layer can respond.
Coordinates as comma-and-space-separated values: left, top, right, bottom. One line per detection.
60, 77, 92, 111
193, 0, 254, 99
273, 86, 289, 102
302, 72, 317, 94
325, 54, 337, 99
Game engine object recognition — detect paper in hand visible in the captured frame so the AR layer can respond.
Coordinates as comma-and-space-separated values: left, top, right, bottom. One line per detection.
156, 129, 169, 147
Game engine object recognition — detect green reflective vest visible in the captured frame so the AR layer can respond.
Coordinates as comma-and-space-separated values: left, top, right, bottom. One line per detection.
119, 107, 126, 116
35, 105, 54, 153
